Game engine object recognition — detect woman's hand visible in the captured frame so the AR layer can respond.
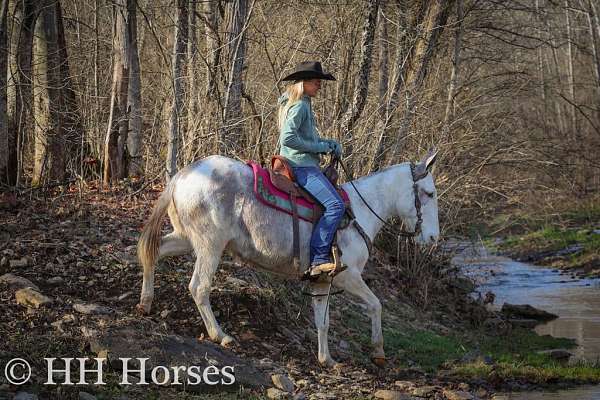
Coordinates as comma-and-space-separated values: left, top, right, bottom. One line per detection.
323, 139, 343, 157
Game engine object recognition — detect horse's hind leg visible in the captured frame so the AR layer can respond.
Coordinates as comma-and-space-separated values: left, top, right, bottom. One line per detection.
139, 232, 191, 314
189, 242, 234, 347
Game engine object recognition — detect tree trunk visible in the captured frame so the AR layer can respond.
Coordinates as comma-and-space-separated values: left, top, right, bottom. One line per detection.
391, 0, 453, 161
204, 0, 220, 98
588, 1, 600, 91
564, 0, 576, 134
103, 0, 130, 185
0, 0, 8, 185
377, 6, 389, 120
222, 0, 250, 155
32, 0, 67, 186
443, 0, 464, 131
165, 0, 188, 181
126, 0, 143, 177
185, 0, 198, 164
7, 0, 35, 186
339, 0, 379, 171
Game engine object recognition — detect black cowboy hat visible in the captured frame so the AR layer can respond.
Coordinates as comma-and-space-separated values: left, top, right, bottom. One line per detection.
281, 61, 336, 81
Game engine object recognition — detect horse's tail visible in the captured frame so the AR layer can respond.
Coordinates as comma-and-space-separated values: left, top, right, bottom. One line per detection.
138, 175, 178, 281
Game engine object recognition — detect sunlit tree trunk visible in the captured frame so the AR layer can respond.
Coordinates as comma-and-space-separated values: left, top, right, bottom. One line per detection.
0, 0, 8, 185
127, 0, 143, 177
391, 0, 453, 161
103, 0, 129, 185
339, 0, 379, 170
7, 0, 35, 186
222, 0, 250, 155
443, 0, 464, 134
165, 0, 188, 180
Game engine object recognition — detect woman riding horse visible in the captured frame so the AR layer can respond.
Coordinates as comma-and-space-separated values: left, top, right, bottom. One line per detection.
277, 61, 343, 278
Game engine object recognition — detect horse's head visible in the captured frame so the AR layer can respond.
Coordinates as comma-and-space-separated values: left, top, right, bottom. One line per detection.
397, 148, 440, 245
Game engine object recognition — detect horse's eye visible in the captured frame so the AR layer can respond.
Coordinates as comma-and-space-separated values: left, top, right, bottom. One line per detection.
423, 190, 434, 198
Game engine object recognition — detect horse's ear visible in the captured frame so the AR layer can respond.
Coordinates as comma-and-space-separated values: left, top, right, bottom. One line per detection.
423, 147, 438, 171
414, 147, 438, 179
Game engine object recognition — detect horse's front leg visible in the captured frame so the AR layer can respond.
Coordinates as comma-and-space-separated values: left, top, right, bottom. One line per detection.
311, 282, 337, 368
334, 269, 385, 366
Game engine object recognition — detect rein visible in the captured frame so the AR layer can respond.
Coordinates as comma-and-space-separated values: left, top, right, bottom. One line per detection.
338, 158, 423, 239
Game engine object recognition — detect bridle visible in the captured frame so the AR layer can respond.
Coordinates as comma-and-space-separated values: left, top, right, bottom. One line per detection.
339, 158, 424, 239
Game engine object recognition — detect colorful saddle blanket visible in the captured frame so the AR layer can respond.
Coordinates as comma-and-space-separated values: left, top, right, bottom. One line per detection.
247, 161, 349, 223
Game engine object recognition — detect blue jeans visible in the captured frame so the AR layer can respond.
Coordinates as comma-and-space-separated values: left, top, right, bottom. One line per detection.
293, 166, 346, 266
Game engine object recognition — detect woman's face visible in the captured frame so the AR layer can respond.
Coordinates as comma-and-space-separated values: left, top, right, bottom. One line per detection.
303, 79, 322, 97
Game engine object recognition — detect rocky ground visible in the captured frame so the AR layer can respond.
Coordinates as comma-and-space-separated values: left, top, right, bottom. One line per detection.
0, 183, 582, 400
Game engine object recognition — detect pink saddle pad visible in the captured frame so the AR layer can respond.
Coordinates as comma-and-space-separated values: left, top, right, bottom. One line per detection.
247, 161, 349, 223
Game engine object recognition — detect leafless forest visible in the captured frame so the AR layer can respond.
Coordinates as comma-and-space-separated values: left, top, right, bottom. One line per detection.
1, 0, 599, 230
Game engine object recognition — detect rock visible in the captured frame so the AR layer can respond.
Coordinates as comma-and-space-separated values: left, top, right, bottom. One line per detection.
267, 387, 292, 399
538, 349, 573, 361
452, 277, 476, 293
508, 318, 540, 329
73, 303, 113, 315
491, 396, 509, 400
226, 276, 248, 287
0, 273, 39, 290
476, 388, 488, 398
79, 392, 97, 400
14, 393, 38, 400
47, 276, 64, 285
293, 393, 307, 400
442, 390, 473, 400
9, 257, 29, 268
0, 256, 7, 267
483, 317, 510, 335
374, 389, 415, 399
87, 326, 269, 392
394, 381, 416, 391
15, 288, 52, 308
457, 383, 470, 391
272, 374, 295, 393
160, 309, 171, 318
501, 303, 558, 321
411, 386, 438, 397
338, 340, 350, 350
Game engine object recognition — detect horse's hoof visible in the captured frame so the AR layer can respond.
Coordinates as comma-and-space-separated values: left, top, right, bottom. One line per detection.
220, 335, 235, 348
371, 356, 387, 368
136, 303, 150, 315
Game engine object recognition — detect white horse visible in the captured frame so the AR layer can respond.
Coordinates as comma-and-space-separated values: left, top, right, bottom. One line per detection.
137, 150, 439, 367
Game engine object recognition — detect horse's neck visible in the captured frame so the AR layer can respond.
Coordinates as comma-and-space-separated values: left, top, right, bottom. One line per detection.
345, 164, 406, 240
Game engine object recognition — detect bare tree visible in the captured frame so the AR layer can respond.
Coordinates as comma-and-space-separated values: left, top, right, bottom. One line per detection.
339, 0, 379, 169
165, 0, 188, 180
222, 0, 251, 155
377, 6, 389, 120
391, 0, 453, 161
7, 0, 35, 186
103, 0, 130, 184
443, 0, 464, 132
0, 0, 8, 185
127, 0, 143, 177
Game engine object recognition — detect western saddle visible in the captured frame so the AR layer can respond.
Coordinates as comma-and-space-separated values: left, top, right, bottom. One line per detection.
268, 155, 349, 279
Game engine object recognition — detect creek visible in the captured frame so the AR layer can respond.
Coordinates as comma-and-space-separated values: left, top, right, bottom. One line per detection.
453, 242, 600, 400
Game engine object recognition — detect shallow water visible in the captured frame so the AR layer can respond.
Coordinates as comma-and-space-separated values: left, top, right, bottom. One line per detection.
452, 244, 600, 399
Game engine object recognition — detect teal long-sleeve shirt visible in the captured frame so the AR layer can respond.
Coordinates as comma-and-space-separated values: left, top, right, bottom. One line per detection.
278, 94, 330, 167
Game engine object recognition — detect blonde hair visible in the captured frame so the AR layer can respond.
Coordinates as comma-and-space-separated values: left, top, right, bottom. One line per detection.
278, 81, 304, 131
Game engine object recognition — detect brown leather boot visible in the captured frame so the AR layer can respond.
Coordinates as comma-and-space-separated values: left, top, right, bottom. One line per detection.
309, 262, 337, 276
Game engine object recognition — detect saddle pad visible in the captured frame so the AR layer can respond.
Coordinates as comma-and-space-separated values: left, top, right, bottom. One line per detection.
247, 161, 349, 223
